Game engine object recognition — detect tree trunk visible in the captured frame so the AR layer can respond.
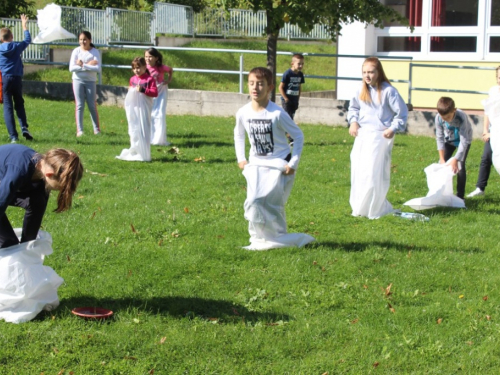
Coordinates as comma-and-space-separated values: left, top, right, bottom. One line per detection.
266, 11, 279, 102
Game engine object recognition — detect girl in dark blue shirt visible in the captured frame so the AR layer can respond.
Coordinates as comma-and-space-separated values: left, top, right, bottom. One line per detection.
0, 144, 83, 248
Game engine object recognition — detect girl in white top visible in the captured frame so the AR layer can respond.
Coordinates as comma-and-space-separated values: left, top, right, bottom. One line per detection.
347, 57, 408, 219
467, 66, 500, 197
69, 31, 101, 137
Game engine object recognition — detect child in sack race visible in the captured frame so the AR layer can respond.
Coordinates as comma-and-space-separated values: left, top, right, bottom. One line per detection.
234, 67, 314, 251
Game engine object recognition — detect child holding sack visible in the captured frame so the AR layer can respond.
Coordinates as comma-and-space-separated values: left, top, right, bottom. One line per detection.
347, 57, 408, 219
116, 57, 158, 162
145, 48, 173, 146
234, 67, 314, 251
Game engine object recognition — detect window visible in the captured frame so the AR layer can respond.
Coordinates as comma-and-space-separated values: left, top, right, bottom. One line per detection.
430, 36, 477, 52
382, 0, 423, 27
378, 37, 422, 52
431, 0, 478, 27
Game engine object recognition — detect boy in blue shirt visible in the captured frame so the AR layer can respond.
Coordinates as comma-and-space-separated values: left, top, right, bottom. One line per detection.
435, 97, 473, 200
279, 53, 305, 121
0, 14, 33, 143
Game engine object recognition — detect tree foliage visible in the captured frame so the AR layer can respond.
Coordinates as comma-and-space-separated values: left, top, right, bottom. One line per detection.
206, 0, 409, 99
0, 0, 35, 18
54, 0, 141, 10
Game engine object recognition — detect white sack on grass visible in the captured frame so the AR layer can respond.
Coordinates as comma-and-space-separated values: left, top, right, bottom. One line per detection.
242, 157, 315, 251
33, 4, 76, 44
483, 97, 500, 174
116, 88, 153, 162
403, 163, 465, 210
151, 84, 169, 146
350, 127, 395, 219
0, 229, 63, 324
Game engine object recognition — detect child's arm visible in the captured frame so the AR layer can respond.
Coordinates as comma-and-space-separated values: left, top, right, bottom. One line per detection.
164, 65, 173, 85
280, 112, 304, 173
452, 111, 472, 164
385, 87, 408, 138
483, 114, 490, 142
82, 49, 101, 72
435, 114, 446, 164
234, 111, 247, 169
138, 77, 158, 97
279, 82, 288, 102
347, 95, 361, 137
69, 49, 82, 72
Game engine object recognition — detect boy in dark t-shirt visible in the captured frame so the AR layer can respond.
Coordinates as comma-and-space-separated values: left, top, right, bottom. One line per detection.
279, 53, 305, 121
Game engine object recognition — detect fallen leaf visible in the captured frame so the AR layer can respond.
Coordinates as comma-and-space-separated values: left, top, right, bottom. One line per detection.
86, 169, 108, 177
407, 251, 412, 258
130, 223, 137, 233
363, 284, 368, 289
459, 295, 464, 299
351, 318, 359, 324
331, 158, 336, 162
171, 230, 180, 238
466, 341, 473, 345
321, 372, 329, 375
53, 347, 59, 354
149, 369, 155, 374
194, 156, 205, 162
78, 195, 84, 199
313, 261, 318, 265
388, 303, 395, 313
216, 235, 224, 239
309, 222, 315, 225
184, 207, 189, 213
483, 295, 489, 301
66, 255, 70, 262
124, 356, 137, 360
57, 370, 65, 375
385, 283, 393, 296
127, 270, 132, 278
232, 308, 239, 315
437, 318, 443, 324
486, 315, 491, 321
373, 362, 380, 368
160, 337, 167, 344
168, 147, 180, 154
90, 211, 96, 219
133, 318, 140, 324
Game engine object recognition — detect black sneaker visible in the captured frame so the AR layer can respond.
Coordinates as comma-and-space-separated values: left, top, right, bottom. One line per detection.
22, 130, 33, 140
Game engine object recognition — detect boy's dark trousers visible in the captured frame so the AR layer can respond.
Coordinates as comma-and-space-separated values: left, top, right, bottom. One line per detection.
475, 140, 493, 191
444, 142, 471, 199
281, 97, 299, 120
0, 183, 48, 249
2, 75, 29, 140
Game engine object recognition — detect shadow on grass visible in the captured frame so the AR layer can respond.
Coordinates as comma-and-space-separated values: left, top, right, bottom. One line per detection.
56, 296, 289, 324
173, 141, 234, 148
153, 156, 232, 164
310, 240, 484, 253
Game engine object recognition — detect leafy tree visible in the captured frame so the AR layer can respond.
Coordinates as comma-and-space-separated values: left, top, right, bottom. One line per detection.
53, 0, 141, 10
0, 0, 35, 18
206, 0, 408, 100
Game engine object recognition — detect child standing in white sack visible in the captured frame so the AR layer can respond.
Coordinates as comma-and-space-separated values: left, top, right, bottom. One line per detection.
234, 67, 314, 251
347, 57, 408, 219
145, 48, 173, 146
116, 57, 158, 162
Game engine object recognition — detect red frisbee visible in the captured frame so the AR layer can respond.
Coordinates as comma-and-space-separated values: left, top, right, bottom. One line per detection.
71, 307, 113, 319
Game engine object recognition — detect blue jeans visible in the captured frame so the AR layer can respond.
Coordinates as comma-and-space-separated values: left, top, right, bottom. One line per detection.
2, 75, 29, 140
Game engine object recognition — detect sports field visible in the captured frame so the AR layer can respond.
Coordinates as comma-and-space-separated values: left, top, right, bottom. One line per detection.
1, 97, 499, 374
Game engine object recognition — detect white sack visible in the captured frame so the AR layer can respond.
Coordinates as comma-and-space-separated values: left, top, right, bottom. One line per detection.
350, 127, 395, 219
403, 163, 465, 210
483, 96, 500, 174
33, 4, 76, 44
0, 229, 63, 324
242, 157, 315, 250
116, 88, 153, 162
151, 84, 169, 146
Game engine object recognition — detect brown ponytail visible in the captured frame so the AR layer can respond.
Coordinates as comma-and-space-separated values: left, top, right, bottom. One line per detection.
42, 149, 84, 212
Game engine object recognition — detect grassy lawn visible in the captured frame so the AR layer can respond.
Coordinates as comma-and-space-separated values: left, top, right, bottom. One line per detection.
1, 96, 500, 374
24, 40, 337, 93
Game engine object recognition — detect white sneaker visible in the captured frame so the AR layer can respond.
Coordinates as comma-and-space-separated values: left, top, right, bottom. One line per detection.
467, 188, 484, 198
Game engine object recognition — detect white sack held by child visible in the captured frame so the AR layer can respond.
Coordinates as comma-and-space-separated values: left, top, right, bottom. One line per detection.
483, 96, 500, 174
151, 84, 169, 145
242, 158, 314, 251
33, 4, 76, 44
0, 229, 63, 323
350, 126, 395, 219
403, 163, 465, 210
116, 88, 153, 162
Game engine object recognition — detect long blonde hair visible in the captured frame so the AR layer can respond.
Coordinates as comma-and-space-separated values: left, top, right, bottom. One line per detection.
359, 57, 391, 103
43, 149, 84, 212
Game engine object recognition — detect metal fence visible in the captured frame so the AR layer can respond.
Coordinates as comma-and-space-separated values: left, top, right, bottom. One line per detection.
59, 6, 107, 45
155, 2, 193, 36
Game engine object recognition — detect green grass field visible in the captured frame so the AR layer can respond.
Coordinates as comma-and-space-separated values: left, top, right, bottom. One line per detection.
24, 40, 337, 93
1, 96, 500, 374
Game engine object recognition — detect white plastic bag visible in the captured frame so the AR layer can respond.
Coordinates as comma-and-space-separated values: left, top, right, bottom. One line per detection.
242, 157, 315, 250
151, 84, 169, 146
116, 88, 153, 162
0, 229, 63, 323
33, 4, 76, 44
403, 163, 465, 210
350, 127, 395, 219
